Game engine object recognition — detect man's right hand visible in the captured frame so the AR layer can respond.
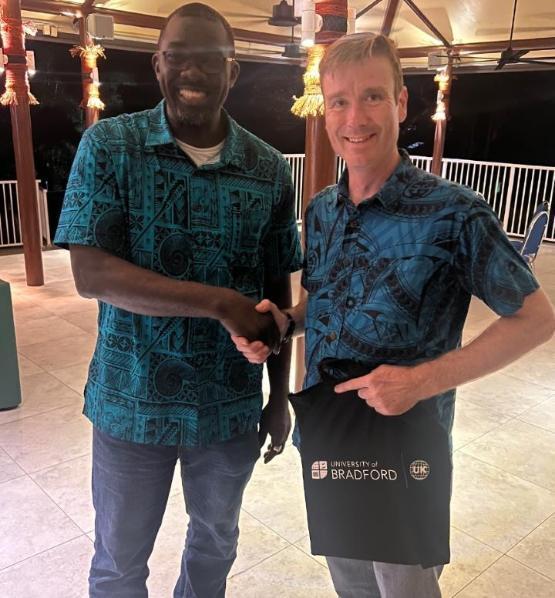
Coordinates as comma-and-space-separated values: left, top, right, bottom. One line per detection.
219, 292, 281, 352
231, 299, 287, 364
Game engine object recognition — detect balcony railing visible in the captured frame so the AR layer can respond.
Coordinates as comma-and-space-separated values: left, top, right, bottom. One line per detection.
1, 156, 554, 250
0, 181, 51, 249
285, 155, 555, 242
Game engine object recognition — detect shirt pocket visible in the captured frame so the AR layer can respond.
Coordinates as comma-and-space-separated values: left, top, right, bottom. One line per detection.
368, 245, 453, 328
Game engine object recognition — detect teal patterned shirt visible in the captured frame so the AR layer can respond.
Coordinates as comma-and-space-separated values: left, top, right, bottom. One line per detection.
301, 150, 539, 432
55, 101, 302, 447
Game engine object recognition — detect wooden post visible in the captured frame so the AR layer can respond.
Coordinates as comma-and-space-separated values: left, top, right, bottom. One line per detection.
294, 116, 336, 391
1, 0, 44, 286
431, 56, 454, 176
77, 17, 99, 128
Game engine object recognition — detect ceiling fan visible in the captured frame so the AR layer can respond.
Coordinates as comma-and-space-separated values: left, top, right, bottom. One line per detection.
226, 1, 303, 59
427, 0, 555, 71
494, 0, 555, 69
225, 1, 300, 28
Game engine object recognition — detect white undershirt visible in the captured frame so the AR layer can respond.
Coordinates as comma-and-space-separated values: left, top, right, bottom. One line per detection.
175, 138, 225, 167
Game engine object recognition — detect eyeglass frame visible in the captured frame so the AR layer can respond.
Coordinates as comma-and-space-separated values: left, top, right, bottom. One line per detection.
158, 49, 236, 74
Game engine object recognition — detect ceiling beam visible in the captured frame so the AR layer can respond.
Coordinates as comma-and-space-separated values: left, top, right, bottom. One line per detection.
81, 0, 96, 16
381, 0, 401, 36
402, 0, 452, 49
20, 1, 555, 58
357, 0, 385, 20
21, 0, 294, 46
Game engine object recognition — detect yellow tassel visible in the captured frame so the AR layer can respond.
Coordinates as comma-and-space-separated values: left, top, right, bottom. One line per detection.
0, 89, 17, 105
87, 96, 105, 110
291, 44, 326, 118
87, 83, 105, 111
70, 44, 106, 61
291, 93, 324, 117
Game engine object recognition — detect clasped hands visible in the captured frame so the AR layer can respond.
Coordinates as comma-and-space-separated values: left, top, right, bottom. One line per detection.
219, 294, 291, 463
229, 298, 430, 417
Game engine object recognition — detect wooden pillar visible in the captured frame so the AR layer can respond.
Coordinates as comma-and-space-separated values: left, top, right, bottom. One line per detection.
78, 18, 99, 129
381, 0, 402, 36
1, 0, 44, 286
294, 116, 336, 391
431, 56, 454, 176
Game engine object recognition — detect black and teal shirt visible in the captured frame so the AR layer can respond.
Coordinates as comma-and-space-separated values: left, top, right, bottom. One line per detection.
301, 150, 539, 432
55, 101, 302, 447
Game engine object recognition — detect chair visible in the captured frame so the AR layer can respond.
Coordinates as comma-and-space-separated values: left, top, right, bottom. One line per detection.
511, 201, 549, 266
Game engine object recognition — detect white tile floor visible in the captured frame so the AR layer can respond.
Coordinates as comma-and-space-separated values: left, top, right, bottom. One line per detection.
0, 246, 554, 598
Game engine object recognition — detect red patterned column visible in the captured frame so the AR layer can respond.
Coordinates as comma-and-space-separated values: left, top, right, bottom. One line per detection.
0, 0, 43, 286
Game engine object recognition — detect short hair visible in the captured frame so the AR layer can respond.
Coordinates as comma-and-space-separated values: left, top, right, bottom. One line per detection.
158, 2, 235, 55
319, 33, 404, 98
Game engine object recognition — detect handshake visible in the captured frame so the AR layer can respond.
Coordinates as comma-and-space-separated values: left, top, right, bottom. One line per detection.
218, 290, 289, 363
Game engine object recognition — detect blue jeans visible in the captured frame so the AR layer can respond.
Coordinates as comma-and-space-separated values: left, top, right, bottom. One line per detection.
326, 557, 443, 598
89, 427, 260, 598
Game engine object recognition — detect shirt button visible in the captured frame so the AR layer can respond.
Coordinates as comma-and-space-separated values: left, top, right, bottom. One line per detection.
326, 332, 337, 342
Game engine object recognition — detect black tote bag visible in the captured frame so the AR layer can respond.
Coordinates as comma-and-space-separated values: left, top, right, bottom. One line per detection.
289, 359, 452, 568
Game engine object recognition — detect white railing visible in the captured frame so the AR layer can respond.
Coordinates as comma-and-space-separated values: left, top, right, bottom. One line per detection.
0, 180, 51, 249
287, 154, 305, 223
3, 157, 554, 248
285, 154, 555, 242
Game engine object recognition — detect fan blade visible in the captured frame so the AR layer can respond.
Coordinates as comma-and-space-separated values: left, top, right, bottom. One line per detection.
517, 58, 555, 65
226, 14, 268, 21
476, 26, 555, 36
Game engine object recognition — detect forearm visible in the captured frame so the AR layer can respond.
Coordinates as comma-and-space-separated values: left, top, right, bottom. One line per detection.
70, 245, 230, 318
267, 344, 292, 402
266, 275, 293, 402
416, 288, 555, 398
284, 289, 308, 337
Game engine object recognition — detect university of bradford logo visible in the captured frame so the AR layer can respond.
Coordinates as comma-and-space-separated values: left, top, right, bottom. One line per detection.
311, 461, 328, 480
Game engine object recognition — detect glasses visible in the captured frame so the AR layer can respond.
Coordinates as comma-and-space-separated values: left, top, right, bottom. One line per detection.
160, 50, 234, 74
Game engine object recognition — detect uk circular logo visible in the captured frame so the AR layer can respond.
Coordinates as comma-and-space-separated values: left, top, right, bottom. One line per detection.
311, 461, 328, 480
409, 460, 430, 480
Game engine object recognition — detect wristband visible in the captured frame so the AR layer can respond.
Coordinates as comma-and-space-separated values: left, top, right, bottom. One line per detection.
273, 311, 296, 355
281, 310, 296, 345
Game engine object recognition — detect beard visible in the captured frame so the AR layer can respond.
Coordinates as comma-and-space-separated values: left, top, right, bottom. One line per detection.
173, 102, 215, 128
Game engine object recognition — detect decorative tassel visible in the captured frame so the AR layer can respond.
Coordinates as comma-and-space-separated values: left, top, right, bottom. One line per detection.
70, 44, 106, 62
291, 44, 326, 118
86, 83, 105, 110
70, 43, 106, 113
0, 11, 39, 106
0, 89, 17, 106
0, 65, 39, 106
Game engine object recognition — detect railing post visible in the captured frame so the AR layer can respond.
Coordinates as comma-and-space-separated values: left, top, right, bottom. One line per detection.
503, 166, 516, 232
36, 181, 51, 247
441, 159, 448, 179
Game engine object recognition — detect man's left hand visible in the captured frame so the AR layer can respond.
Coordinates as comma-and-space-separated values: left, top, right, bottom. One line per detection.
334, 364, 431, 416
258, 399, 291, 464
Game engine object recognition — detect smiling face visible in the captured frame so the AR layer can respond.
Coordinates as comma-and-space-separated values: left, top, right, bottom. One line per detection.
152, 14, 239, 135
322, 55, 408, 175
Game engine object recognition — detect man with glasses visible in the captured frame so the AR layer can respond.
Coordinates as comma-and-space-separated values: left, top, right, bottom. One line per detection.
54, 3, 301, 597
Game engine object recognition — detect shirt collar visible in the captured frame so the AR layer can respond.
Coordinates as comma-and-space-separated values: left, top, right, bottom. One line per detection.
337, 149, 415, 211
145, 100, 244, 168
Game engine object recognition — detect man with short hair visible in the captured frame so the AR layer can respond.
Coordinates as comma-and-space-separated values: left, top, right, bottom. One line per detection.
232, 32, 555, 598
55, 3, 302, 596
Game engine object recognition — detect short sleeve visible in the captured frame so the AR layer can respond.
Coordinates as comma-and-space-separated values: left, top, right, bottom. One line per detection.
263, 160, 303, 277
454, 198, 539, 316
300, 199, 316, 291
54, 123, 127, 258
